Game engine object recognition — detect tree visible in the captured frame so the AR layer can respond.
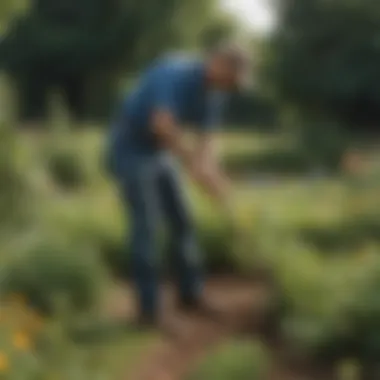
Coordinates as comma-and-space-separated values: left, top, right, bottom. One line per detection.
0, 0, 223, 123
265, 0, 380, 170
198, 14, 237, 50
269, 0, 380, 133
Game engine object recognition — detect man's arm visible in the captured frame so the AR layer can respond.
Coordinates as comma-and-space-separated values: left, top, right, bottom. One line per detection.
149, 72, 209, 186
149, 72, 230, 201
193, 92, 231, 203
149, 71, 194, 167
151, 109, 193, 166
193, 131, 231, 202
152, 110, 224, 192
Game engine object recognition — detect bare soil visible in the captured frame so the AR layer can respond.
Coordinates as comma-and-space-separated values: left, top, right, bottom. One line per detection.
106, 276, 316, 380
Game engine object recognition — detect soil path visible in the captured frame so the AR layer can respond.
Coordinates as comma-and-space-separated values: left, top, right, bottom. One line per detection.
107, 276, 272, 380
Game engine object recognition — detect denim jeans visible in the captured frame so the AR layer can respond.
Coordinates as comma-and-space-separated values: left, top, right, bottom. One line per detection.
111, 152, 203, 318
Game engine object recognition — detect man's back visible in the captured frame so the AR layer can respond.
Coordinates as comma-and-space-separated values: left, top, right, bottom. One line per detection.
109, 53, 225, 156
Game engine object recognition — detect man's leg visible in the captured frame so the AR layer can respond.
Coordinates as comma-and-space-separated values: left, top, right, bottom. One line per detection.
157, 161, 203, 306
120, 162, 161, 322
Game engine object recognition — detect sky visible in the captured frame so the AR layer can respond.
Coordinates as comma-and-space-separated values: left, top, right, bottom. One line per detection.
220, 0, 276, 34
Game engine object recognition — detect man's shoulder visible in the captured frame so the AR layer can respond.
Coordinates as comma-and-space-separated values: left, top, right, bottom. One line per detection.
154, 51, 202, 74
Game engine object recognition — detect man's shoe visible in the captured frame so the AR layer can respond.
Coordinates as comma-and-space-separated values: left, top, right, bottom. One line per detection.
131, 313, 179, 339
177, 296, 224, 323
134, 314, 157, 330
177, 295, 200, 312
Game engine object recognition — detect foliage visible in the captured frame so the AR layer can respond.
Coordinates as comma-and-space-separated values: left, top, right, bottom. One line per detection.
0, 126, 380, 377
0, 297, 154, 380
268, 0, 380, 133
223, 147, 310, 176
198, 14, 237, 50
264, 0, 380, 169
187, 340, 270, 380
225, 92, 277, 129
46, 146, 89, 190
0, 123, 32, 231
297, 215, 380, 252
0, 237, 105, 315
0, 0, 225, 121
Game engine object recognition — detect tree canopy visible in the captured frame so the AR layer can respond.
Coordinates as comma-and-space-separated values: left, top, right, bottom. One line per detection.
268, 0, 380, 132
0, 0, 236, 121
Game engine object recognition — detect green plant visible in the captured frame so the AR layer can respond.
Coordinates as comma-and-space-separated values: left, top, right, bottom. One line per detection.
46, 146, 88, 191
0, 123, 31, 230
0, 296, 156, 380
0, 237, 105, 315
187, 340, 270, 380
297, 215, 380, 253
222, 147, 311, 176
346, 256, 380, 363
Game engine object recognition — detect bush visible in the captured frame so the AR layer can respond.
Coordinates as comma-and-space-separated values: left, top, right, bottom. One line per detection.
223, 147, 320, 176
57, 197, 250, 278
99, 221, 239, 279
45, 144, 89, 191
346, 256, 380, 363
0, 237, 105, 315
196, 218, 238, 273
0, 123, 31, 230
44, 199, 128, 279
297, 215, 380, 252
187, 340, 270, 380
296, 117, 348, 173
267, 236, 380, 376
251, 236, 353, 357
0, 298, 151, 380
300, 255, 380, 380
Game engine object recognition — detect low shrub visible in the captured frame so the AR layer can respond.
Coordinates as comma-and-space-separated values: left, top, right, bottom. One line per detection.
0, 237, 105, 315
267, 238, 380, 378
345, 256, 380, 364
187, 340, 270, 380
0, 297, 152, 380
52, 194, 250, 278
46, 202, 129, 279
302, 256, 380, 380
196, 218, 238, 273
297, 215, 380, 252
98, 221, 239, 279
0, 123, 31, 230
222, 148, 311, 176
45, 146, 89, 190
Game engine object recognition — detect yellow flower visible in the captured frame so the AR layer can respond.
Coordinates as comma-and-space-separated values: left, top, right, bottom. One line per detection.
0, 352, 9, 372
8, 294, 27, 307
12, 331, 32, 351
25, 310, 45, 333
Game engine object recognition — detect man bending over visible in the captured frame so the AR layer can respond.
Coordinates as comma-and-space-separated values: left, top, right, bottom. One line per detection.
107, 43, 251, 329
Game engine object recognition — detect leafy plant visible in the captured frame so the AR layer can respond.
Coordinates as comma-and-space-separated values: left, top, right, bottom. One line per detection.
0, 237, 105, 315
187, 340, 270, 380
46, 147, 89, 191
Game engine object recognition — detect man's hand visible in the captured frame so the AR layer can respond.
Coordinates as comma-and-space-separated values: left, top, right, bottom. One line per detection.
187, 159, 231, 206
152, 110, 194, 165
192, 163, 238, 230
189, 131, 231, 205
151, 109, 232, 205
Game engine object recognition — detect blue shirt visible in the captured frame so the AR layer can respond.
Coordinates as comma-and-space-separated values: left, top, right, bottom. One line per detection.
109, 54, 227, 157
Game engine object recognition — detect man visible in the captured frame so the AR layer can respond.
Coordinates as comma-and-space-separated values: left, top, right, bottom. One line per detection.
107, 43, 251, 329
